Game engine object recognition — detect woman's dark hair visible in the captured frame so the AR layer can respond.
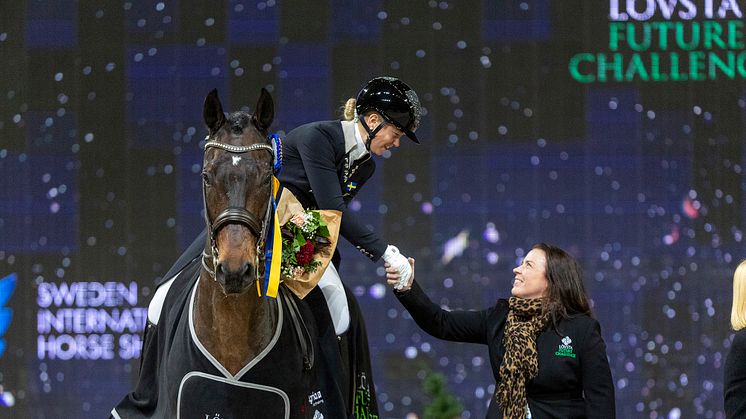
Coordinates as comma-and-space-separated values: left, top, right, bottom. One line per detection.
532, 243, 592, 328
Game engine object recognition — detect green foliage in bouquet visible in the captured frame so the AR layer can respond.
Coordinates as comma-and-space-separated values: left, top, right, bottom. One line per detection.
280, 210, 331, 279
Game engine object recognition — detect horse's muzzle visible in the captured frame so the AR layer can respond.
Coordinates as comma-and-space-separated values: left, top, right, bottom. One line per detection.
215, 261, 255, 294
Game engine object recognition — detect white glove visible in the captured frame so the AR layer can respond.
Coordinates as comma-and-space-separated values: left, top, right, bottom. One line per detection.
383, 245, 412, 290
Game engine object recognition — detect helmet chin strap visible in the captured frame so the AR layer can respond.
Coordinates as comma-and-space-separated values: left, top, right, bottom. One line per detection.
359, 116, 387, 152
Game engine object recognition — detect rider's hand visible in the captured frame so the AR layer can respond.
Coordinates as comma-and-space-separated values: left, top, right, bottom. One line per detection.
385, 257, 414, 291
382, 245, 411, 289
383, 245, 413, 290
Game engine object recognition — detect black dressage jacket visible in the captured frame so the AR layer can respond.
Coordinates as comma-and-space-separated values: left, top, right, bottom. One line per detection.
725, 328, 746, 418
395, 281, 616, 419
277, 120, 387, 262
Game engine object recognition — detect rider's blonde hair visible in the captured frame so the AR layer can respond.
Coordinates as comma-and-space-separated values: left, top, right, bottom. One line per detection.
732, 260, 746, 331
341, 98, 356, 121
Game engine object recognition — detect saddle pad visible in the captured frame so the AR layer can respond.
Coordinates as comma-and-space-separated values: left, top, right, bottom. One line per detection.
178, 372, 290, 419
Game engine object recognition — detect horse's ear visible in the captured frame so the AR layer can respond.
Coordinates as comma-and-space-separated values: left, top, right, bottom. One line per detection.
252, 88, 274, 133
203, 89, 226, 133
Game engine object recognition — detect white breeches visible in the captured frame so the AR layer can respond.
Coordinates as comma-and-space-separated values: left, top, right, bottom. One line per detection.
317, 263, 350, 335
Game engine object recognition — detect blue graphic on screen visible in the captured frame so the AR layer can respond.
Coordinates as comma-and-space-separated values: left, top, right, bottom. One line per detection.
0, 273, 17, 359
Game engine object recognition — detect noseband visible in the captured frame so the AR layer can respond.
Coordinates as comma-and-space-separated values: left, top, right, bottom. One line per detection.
201, 137, 275, 286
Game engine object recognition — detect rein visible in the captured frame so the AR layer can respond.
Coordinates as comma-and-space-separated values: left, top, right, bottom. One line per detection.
201, 137, 275, 290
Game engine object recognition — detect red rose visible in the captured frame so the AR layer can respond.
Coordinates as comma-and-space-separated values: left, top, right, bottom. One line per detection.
296, 239, 315, 265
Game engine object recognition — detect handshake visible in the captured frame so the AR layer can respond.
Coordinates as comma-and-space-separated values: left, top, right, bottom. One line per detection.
382, 245, 414, 291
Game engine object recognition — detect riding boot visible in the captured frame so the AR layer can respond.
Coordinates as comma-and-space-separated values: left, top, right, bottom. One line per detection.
340, 285, 379, 418
337, 332, 352, 414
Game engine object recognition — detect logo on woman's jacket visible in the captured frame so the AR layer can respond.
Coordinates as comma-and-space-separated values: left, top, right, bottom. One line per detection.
555, 336, 576, 358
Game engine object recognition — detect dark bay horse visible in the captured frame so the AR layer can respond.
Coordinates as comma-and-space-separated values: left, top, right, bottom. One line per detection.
112, 89, 347, 419
196, 88, 279, 375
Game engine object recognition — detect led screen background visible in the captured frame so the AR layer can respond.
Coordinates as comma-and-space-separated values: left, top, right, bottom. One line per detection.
1, 1, 745, 417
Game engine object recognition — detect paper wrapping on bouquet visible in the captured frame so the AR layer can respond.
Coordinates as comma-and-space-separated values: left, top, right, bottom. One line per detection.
276, 190, 341, 299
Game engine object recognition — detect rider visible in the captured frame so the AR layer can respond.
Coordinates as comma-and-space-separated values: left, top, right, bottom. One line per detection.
275, 76, 421, 416
278, 76, 421, 336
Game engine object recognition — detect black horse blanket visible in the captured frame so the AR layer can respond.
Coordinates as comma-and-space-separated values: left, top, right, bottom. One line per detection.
112, 231, 379, 418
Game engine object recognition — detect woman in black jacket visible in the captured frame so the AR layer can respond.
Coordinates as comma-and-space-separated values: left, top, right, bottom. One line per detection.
725, 259, 746, 418
387, 243, 616, 419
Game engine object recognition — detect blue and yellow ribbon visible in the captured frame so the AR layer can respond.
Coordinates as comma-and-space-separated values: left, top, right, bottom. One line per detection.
259, 176, 282, 298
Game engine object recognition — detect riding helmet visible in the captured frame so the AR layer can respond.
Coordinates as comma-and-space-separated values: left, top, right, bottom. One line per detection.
355, 76, 422, 143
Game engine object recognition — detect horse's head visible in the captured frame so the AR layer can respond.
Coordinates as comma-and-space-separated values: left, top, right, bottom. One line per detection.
201, 88, 274, 294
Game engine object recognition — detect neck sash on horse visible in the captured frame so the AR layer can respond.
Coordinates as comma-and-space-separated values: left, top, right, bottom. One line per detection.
262, 176, 282, 298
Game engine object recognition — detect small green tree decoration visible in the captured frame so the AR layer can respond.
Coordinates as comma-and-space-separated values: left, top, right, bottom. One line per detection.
422, 369, 464, 419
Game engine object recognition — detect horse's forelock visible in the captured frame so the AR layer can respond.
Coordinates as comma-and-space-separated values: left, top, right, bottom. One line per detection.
227, 112, 253, 136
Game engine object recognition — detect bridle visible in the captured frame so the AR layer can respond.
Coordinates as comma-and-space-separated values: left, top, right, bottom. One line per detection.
200, 134, 275, 290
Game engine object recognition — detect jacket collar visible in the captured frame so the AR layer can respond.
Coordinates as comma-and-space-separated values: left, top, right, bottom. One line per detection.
341, 120, 371, 164
341, 120, 359, 153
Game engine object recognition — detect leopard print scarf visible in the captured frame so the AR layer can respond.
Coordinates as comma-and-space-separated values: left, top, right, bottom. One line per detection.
496, 297, 550, 418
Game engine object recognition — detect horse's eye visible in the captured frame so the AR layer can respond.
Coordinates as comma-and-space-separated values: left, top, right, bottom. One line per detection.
201, 172, 210, 184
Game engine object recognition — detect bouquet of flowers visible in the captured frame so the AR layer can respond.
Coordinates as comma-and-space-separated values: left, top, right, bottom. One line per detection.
280, 210, 332, 280
275, 190, 341, 299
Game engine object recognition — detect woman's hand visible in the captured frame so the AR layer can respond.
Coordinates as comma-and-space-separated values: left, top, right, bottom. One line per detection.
386, 257, 415, 291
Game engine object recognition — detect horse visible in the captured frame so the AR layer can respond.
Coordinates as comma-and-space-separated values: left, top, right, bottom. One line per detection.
112, 89, 348, 419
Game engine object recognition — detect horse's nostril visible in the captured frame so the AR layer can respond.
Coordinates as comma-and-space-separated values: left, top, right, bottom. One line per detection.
213, 263, 225, 285
242, 263, 255, 281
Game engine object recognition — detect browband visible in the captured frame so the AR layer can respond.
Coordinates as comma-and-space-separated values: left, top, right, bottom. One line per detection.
204, 139, 274, 154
